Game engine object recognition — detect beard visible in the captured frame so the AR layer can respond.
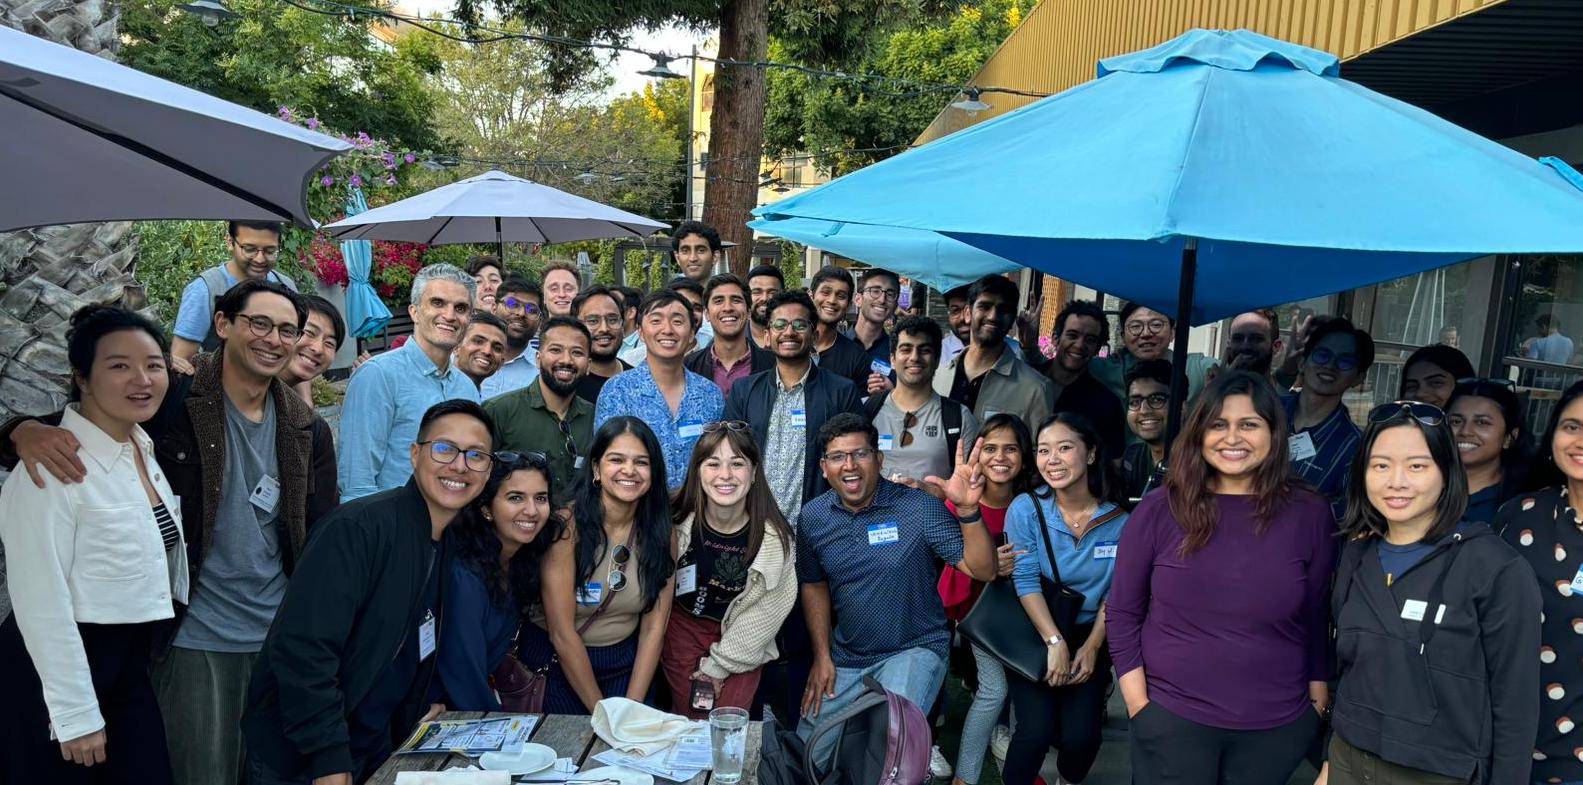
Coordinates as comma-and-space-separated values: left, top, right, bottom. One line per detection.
541, 364, 581, 397
751, 304, 770, 327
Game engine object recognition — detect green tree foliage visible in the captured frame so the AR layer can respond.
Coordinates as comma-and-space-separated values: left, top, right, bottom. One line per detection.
764, 0, 1026, 175
119, 0, 445, 150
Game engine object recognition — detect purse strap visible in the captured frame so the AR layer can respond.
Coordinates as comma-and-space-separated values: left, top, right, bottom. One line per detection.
537, 524, 636, 673
1031, 494, 1124, 585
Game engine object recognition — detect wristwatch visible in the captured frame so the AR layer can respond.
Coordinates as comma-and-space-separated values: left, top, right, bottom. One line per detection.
1045, 634, 1063, 647
957, 507, 983, 524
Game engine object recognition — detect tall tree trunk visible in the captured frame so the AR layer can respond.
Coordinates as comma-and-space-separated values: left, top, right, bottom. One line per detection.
0, 0, 140, 621
702, 0, 769, 277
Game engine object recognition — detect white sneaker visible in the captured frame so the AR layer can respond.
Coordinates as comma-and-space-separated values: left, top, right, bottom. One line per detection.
929, 745, 953, 779
989, 724, 1011, 763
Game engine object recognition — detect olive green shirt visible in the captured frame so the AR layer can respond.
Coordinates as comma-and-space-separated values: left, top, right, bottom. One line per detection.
482, 379, 594, 500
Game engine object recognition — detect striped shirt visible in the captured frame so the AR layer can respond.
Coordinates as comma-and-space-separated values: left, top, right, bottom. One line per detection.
1281, 393, 1361, 518
154, 502, 181, 551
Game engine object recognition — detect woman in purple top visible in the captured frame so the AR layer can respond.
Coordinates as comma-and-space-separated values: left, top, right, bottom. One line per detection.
1107, 370, 1338, 784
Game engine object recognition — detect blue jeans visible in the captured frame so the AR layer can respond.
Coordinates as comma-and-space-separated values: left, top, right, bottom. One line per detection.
798, 647, 947, 764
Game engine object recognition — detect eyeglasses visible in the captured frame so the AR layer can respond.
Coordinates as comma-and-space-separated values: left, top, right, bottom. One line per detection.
1127, 393, 1170, 412
581, 314, 623, 329
1125, 318, 1169, 337
821, 448, 876, 465
900, 411, 918, 448
500, 296, 539, 315
494, 450, 548, 469
1307, 346, 1359, 372
608, 544, 631, 593
231, 313, 301, 342
861, 287, 899, 302
1366, 401, 1445, 427
236, 244, 280, 260
417, 440, 494, 471
769, 318, 811, 333
704, 420, 751, 434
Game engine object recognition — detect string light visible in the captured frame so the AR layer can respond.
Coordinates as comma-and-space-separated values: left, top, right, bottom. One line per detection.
177, 0, 239, 25
951, 88, 990, 114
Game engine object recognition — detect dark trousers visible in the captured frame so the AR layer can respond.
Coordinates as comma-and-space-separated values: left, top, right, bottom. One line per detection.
1130, 700, 1321, 785
516, 622, 638, 715
1001, 627, 1111, 785
753, 599, 813, 728
1327, 735, 1470, 785
0, 616, 174, 785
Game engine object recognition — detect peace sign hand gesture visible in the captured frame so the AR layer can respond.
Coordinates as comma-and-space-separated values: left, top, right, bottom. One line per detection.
924, 436, 987, 515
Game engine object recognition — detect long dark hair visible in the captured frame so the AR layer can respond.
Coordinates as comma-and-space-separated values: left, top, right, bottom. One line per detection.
1032, 411, 1116, 505
1166, 370, 1299, 557
1526, 380, 1583, 491
453, 453, 567, 611
977, 413, 1039, 500
571, 416, 674, 611
672, 423, 792, 564
1342, 412, 1468, 543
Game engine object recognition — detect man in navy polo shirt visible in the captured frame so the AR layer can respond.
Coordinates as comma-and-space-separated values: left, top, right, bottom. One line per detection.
796, 413, 995, 753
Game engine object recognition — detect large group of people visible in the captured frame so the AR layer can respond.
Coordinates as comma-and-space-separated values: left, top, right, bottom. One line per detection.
0, 215, 1574, 785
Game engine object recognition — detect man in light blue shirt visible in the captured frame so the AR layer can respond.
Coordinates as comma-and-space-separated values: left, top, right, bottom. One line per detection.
171, 220, 299, 361
595, 290, 724, 490
337, 264, 480, 501
1526, 313, 1576, 365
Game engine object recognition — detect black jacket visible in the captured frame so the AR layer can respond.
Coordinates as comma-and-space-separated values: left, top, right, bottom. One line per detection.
0, 353, 339, 656
1330, 522, 1541, 784
1049, 368, 1127, 462
242, 480, 449, 779
724, 363, 863, 505
683, 340, 775, 387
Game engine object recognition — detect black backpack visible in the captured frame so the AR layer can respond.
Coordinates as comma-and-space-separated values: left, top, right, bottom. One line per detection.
757, 678, 933, 785
862, 393, 965, 468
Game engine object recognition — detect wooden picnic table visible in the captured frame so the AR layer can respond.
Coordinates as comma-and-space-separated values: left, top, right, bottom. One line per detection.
366, 712, 764, 785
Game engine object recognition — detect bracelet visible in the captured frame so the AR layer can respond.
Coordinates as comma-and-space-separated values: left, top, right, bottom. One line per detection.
956, 507, 983, 524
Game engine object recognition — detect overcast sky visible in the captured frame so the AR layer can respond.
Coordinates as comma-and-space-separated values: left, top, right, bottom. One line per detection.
402, 0, 711, 98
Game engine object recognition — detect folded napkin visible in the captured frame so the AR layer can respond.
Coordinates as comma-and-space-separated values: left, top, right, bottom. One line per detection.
590, 697, 693, 756
394, 767, 510, 784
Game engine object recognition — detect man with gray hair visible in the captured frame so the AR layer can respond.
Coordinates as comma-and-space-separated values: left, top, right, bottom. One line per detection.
337, 263, 479, 501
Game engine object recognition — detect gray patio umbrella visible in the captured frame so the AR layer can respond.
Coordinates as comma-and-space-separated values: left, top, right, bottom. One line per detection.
0, 24, 351, 231
321, 170, 668, 258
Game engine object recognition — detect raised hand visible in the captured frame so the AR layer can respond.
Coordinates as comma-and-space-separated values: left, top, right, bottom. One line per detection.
923, 437, 987, 513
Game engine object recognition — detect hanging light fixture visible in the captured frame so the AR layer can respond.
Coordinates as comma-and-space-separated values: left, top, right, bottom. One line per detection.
177, 0, 238, 26
638, 54, 684, 80
771, 181, 790, 193
951, 87, 990, 115
575, 170, 599, 185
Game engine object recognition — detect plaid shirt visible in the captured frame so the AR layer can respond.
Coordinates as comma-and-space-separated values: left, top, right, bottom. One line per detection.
1282, 393, 1361, 518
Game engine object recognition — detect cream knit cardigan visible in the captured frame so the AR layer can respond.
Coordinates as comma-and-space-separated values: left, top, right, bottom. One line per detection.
676, 514, 799, 680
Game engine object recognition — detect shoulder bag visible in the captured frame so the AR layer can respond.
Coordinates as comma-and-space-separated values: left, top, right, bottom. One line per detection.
957, 496, 1123, 683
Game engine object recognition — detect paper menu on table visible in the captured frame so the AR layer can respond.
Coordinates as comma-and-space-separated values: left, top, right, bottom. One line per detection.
664, 724, 713, 771
395, 715, 541, 755
589, 723, 711, 782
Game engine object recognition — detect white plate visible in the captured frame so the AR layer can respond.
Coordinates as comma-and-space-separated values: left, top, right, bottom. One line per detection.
479, 743, 558, 775
576, 765, 655, 785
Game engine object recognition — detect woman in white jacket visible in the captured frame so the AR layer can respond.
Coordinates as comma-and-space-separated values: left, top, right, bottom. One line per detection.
662, 421, 798, 718
0, 305, 188, 783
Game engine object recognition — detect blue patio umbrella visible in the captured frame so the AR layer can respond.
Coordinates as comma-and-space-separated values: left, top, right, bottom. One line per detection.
744, 216, 1018, 291
753, 28, 1583, 438
341, 187, 392, 338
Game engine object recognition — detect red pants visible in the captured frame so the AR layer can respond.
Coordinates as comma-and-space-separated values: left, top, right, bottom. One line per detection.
661, 609, 764, 720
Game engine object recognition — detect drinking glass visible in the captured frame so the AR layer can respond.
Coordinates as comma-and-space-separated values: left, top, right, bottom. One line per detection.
709, 707, 750, 784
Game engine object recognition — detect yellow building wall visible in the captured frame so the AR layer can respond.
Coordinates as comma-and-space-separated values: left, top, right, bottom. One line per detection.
917, 0, 1511, 144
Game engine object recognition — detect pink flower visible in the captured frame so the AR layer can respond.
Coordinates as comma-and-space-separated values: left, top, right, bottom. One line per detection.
320, 176, 335, 186
277, 106, 293, 120
384, 175, 397, 186
306, 117, 321, 129
349, 175, 363, 188
404, 153, 416, 164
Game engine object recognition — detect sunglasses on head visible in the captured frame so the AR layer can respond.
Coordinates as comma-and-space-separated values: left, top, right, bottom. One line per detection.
494, 450, 549, 471
1367, 400, 1445, 427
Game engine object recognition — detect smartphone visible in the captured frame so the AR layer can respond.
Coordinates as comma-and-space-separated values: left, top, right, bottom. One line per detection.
690, 679, 716, 712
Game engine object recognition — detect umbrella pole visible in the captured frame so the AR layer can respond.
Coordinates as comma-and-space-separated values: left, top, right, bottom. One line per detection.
1164, 238, 1198, 449
496, 217, 506, 265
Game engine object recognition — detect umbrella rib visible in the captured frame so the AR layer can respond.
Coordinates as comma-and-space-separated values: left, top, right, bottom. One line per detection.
0, 86, 306, 223
426, 216, 456, 245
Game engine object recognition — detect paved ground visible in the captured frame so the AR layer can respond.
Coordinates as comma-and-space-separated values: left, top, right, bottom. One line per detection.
933, 672, 1319, 785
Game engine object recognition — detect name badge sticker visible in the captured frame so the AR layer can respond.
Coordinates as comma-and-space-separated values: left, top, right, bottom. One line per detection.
791, 409, 807, 429
1571, 566, 1583, 595
676, 564, 698, 595
1399, 599, 1445, 624
1093, 541, 1119, 559
867, 522, 900, 546
417, 611, 437, 661
678, 420, 704, 439
877, 434, 896, 452
250, 474, 281, 514
1289, 432, 1318, 462
577, 582, 604, 606
870, 359, 893, 377
574, 456, 586, 469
